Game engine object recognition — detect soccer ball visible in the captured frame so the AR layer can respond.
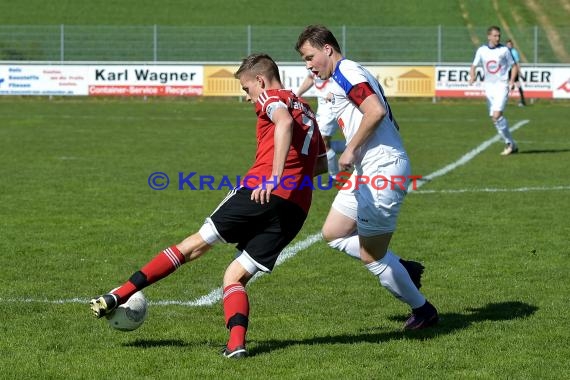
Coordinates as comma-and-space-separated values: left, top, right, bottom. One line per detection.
106, 291, 148, 331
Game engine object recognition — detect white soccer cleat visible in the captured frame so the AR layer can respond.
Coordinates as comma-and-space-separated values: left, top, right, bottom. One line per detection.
500, 143, 518, 156
89, 293, 119, 318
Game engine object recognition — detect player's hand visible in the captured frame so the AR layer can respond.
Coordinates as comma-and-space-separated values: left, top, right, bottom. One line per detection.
251, 183, 275, 204
338, 149, 356, 171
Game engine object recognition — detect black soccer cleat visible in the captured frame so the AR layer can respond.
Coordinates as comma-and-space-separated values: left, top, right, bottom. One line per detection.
222, 345, 248, 359
89, 293, 119, 318
399, 259, 424, 290
403, 300, 439, 330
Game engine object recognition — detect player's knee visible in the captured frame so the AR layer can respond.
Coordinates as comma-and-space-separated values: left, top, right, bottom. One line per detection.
321, 228, 337, 243
223, 252, 259, 287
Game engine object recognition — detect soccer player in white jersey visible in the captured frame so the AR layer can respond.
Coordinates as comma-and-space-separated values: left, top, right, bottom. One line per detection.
469, 25, 519, 156
296, 71, 346, 178
296, 25, 438, 330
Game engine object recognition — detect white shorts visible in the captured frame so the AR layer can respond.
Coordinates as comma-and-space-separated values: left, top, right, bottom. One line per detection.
485, 82, 509, 116
332, 155, 410, 237
317, 114, 339, 137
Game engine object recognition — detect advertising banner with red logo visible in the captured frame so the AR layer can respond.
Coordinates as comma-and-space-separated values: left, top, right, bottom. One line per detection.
552, 68, 570, 99
435, 65, 554, 99
1, 63, 569, 99
0, 64, 203, 96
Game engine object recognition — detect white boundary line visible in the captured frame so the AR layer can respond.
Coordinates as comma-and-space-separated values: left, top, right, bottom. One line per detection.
414, 185, 570, 194
2, 120, 531, 307
0, 233, 323, 307
410, 120, 530, 191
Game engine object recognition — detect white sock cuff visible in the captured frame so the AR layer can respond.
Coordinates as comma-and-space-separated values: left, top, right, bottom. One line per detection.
326, 148, 336, 160
365, 251, 397, 276
328, 235, 361, 260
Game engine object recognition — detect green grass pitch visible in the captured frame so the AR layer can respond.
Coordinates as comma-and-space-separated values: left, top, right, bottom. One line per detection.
0, 96, 569, 378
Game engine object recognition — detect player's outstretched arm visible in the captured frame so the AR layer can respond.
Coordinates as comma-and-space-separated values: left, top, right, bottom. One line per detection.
469, 65, 477, 85
295, 74, 314, 98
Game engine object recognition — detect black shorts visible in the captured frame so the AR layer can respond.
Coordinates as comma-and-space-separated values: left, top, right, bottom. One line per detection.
209, 187, 307, 271
508, 69, 520, 82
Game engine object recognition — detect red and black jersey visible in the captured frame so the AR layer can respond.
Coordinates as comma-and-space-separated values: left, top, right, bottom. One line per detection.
243, 89, 326, 213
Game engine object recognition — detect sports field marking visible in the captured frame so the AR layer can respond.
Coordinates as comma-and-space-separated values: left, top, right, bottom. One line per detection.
414, 185, 570, 194
3, 120, 530, 307
152, 233, 322, 307
0, 233, 322, 307
410, 119, 530, 191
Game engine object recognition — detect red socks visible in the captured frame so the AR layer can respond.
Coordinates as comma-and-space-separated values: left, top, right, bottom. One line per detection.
113, 245, 186, 302
223, 284, 249, 350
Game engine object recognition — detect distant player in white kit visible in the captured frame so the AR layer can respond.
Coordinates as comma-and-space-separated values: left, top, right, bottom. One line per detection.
296, 71, 346, 179
469, 25, 519, 156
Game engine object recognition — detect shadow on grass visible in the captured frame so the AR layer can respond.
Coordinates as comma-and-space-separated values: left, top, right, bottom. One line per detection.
123, 339, 189, 348
248, 301, 537, 357
518, 148, 570, 154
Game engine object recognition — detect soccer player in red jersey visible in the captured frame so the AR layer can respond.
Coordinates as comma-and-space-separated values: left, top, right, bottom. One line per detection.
90, 53, 327, 359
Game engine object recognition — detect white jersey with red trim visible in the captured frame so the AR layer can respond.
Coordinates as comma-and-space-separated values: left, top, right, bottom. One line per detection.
328, 58, 406, 169
310, 74, 336, 125
472, 44, 514, 84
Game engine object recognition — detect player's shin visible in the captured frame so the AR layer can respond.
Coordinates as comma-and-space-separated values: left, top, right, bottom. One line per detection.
365, 251, 426, 309
223, 284, 250, 350
112, 245, 186, 303
494, 116, 514, 144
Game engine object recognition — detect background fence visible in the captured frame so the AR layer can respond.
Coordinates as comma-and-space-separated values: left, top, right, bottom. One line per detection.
1, 25, 569, 64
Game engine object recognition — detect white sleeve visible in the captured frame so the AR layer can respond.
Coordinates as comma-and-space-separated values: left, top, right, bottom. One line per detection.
265, 100, 287, 122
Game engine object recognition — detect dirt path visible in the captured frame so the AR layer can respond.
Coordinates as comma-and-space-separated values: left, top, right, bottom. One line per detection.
458, 0, 480, 46
492, 0, 529, 62
524, 0, 570, 62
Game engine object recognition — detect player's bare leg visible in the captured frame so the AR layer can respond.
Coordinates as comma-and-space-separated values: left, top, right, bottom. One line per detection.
322, 208, 360, 259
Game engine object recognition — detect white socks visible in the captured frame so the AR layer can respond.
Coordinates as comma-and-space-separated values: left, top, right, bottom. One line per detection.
494, 116, 515, 145
326, 148, 339, 177
365, 251, 426, 309
327, 235, 426, 309
327, 233, 361, 260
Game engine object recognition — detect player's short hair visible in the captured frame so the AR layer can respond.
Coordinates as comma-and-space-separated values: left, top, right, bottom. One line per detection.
295, 25, 342, 54
234, 53, 281, 83
487, 25, 501, 34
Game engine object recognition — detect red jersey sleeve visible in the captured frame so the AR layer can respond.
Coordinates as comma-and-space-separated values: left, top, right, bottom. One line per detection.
347, 82, 375, 107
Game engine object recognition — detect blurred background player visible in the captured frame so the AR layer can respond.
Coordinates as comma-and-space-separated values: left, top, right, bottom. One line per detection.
506, 39, 527, 107
469, 26, 518, 156
296, 71, 346, 180
296, 25, 439, 330
90, 53, 327, 359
